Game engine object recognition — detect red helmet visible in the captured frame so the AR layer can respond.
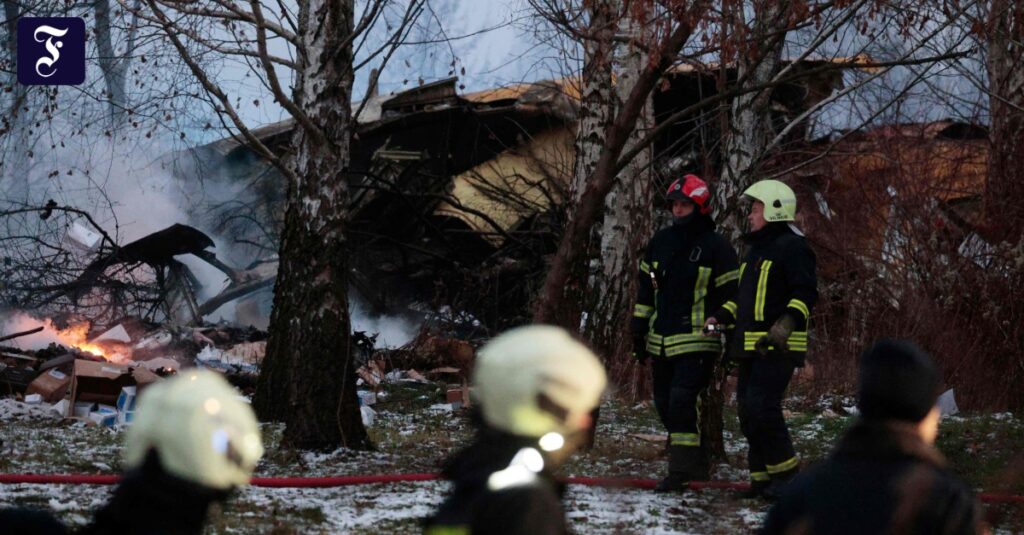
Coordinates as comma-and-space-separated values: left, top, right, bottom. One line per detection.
665, 174, 712, 214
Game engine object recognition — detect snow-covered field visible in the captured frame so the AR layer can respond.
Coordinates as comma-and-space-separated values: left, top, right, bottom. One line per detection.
2, 386, 1022, 533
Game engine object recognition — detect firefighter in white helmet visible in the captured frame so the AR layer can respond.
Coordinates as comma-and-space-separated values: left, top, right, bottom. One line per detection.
704, 179, 818, 500
424, 325, 607, 535
81, 370, 264, 535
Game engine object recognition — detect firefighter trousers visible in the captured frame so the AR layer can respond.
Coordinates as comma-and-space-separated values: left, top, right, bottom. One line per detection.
736, 354, 799, 483
652, 353, 715, 448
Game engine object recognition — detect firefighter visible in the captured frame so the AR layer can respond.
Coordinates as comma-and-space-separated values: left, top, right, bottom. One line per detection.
632, 174, 740, 492
424, 325, 607, 535
762, 339, 983, 534
704, 179, 817, 500
80, 370, 264, 535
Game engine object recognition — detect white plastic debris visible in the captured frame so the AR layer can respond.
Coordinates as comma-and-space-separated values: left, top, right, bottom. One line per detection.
94, 324, 131, 344
67, 221, 101, 250
938, 389, 959, 417
360, 405, 376, 427
23, 394, 42, 404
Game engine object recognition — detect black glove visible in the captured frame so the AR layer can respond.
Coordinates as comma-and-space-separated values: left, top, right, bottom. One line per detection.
632, 335, 649, 363
755, 314, 796, 356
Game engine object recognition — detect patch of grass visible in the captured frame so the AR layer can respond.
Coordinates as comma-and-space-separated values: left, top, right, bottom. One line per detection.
936, 413, 1024, 491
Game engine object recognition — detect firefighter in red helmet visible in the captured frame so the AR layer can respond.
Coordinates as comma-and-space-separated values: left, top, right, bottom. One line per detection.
632, 174, 739, 491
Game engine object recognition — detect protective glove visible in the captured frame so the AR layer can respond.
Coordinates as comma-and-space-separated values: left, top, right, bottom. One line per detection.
755, 313, 796, 356
632, 335, 649, 363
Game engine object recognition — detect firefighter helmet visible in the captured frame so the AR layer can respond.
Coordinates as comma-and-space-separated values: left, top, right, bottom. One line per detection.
666, 175, 712, 214
743, 179, 797, 222
472, 325, 607, 438
124, 370, 264, 490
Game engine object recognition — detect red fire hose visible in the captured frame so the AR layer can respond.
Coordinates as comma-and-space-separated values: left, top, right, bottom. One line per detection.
0, 473, 1021, 504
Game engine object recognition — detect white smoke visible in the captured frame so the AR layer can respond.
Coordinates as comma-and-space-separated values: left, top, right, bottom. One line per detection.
0, 311, 72, 350
348, 295, 420, 349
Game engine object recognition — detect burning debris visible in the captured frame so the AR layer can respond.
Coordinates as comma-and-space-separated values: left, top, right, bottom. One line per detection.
2, 309, 481, 427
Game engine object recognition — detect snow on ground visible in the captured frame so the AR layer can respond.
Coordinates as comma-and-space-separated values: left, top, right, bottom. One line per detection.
3, 386, 1023, 533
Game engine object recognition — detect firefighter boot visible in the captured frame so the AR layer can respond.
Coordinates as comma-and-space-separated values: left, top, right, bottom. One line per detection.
762, 467, 799, 502
654, 446, 700, 492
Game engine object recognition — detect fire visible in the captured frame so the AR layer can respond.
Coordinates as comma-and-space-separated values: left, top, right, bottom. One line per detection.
53, 321, 131, 363
1, 312, 132, 363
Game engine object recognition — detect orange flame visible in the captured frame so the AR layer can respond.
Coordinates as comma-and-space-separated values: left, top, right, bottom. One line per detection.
54, 322, 131, 363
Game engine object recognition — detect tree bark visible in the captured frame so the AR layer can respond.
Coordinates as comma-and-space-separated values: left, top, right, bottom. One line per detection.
254, 0, 368, 450
2, 0, 31, 203
985, 0, 1024, 240
93, 0, 129, 126
533, 4, 709, 325
584, 3, 657, 393
560, 0, 617, 333
705, 0, 791, 463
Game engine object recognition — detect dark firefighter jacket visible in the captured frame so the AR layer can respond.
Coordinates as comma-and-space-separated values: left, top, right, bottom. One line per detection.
761, 420, 982, 535
424, 428, 567, 535
633, 215, 739, 357
712, 222, 817, 362
79, 450, 231, 535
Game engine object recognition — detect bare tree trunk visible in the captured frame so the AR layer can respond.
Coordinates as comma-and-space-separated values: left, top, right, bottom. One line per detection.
985, 0, 1024, 240
533, 5, 708, 325
557, 0, 616, 334
2, 0, 31, 203
584, 4, 656, 392
93, 0, 129, 126
705, 0, 791, 463
254, 0, 368, 450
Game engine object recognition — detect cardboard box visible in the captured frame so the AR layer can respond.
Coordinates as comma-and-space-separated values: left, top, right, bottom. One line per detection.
116, 386, 137, 412
88, 405, 117, 427
74, 401, 95, 418
26, 368, 71, 403
117, 410, 135, 425
65, 360, 161, 417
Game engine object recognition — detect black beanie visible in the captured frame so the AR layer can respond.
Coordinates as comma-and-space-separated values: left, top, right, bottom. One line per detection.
857, 338, 941, 423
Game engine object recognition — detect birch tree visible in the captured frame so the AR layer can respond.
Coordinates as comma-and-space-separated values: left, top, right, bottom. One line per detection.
124, 0, 427, 449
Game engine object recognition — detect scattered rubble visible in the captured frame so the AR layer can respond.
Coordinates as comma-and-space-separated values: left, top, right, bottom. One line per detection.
3, 315, 481, 432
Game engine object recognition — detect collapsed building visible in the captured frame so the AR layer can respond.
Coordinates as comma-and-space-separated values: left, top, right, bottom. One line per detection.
168, 61, 847, 332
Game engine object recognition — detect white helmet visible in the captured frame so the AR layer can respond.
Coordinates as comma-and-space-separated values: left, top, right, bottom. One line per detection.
125, 370, 264, 490
472, 325, 607, 438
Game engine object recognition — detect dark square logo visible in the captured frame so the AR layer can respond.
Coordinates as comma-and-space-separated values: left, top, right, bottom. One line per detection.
17, 17, 86, 86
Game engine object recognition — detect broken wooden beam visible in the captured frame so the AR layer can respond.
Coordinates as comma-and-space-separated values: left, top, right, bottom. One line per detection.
0, 326, 44, 343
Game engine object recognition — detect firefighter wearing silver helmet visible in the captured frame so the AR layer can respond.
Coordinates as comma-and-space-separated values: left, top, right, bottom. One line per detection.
424, 325, 607, 535
80, 370, 264, 535
704, 179, 818, 501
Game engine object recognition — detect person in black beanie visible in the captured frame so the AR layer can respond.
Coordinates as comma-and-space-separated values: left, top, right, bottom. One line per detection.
761, 339, 983, 535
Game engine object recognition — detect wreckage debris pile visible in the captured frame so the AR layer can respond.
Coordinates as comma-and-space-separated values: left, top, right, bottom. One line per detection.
2, 320, 479, 429
0, 319, 269, 428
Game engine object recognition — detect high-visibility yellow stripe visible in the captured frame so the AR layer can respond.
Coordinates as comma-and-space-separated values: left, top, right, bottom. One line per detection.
722, 300, 737, 317
634, 304, 654, 318
425, 525, 470, 535
738, 262, 747, 282
691, 267, 712, 331
787, 299, 810, 320
766, 456, 799, 474
650, 332, 713, 344
640, 260, 651, 274
743, 331, 809, 352
750, 471, 770, 482
664, 343, 722, 356
670, 432, 700, 447
715, 269, 739, 287
754, 261, 772, 321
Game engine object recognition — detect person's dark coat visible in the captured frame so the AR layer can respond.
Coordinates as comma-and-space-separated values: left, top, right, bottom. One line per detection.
424, 427, 567, 535
761, 420, 981, 535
